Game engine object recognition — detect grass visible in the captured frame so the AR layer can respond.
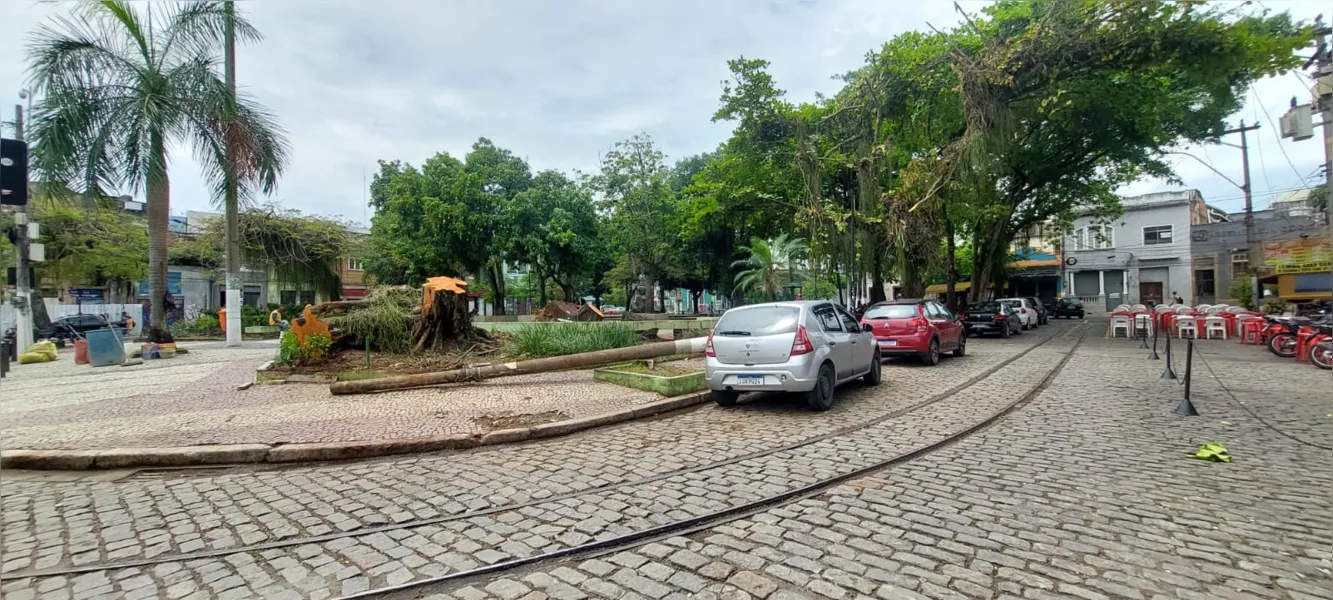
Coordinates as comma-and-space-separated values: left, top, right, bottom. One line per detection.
513, 322, 641, 358
605, 361, 700, 377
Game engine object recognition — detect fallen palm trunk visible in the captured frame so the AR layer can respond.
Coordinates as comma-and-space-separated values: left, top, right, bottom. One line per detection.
330, 337, 705, 395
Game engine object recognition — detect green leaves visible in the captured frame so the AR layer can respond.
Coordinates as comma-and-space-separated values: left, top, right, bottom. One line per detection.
1192, 442, 1232, 463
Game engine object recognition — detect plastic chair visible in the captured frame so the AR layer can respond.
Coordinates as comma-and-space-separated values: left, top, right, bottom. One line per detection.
1203, 316, 1228, 340
1113, 304, 1131, 313
1175, 305, 1193, 314
1131, 304, 1147, 312
1238, 317, 1265, 344
1109, 315, 1132, 338
1133, 314, 1155, 337
1176, 316, 1198, 339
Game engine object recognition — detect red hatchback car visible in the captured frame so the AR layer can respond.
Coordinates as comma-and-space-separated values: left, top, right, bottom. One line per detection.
860, 299, 966, 365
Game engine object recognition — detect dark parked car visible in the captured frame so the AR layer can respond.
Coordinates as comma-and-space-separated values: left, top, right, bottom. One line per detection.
1026, 297, 1049, 325
50, 314, 128, 338
963, 301, 1023, 338
1050, 297, 1085, 319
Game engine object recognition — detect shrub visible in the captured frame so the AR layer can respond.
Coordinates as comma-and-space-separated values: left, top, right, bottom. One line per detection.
513, 322, 640, 358
169, 314, 222, 337
1263, 297, 1287, 315
1229, 277, 1255, 311
275, 331, 333, 366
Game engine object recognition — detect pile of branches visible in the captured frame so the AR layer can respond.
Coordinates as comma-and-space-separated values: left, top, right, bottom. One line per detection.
534, 301, 604, 322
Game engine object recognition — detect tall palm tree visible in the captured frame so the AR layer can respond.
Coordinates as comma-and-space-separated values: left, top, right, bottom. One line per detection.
732, 233, 809, 300
27, 0, 287, 341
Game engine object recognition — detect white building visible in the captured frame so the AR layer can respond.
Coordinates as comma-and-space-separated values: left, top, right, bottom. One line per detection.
1063, 190, 1218, 311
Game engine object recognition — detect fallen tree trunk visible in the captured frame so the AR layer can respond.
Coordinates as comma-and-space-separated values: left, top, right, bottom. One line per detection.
330, 337, 706, 395
309, 299, 372, 316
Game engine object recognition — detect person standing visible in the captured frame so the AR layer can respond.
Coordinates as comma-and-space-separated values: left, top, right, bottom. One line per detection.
1171, 292, 1184, 305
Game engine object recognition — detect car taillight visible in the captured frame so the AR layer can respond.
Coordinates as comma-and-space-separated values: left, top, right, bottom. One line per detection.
791, 325, 813, 356
705, 330, 716, 357
911, 317, 928, 333
994, 314, 1005, 321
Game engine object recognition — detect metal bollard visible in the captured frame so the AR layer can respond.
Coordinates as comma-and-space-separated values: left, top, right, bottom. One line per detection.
0, 340, 9, 378
1148, 320, 1160, 360
1174, 339, 1199, 415
1161, 334, 1177, 380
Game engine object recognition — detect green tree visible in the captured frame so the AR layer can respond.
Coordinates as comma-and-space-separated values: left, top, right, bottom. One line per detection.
594, 134, 681, 310
367, 139, 531, 313
731, 234, 809, 301
504, 171, 607, 303
27, 0, 288, 341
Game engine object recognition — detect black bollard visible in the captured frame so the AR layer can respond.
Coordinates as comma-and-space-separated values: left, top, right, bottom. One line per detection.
1149, 320, 1160, 360
1174, 339, 1199, 415
1161, 333, 1178, 380
0, 340, 8, 378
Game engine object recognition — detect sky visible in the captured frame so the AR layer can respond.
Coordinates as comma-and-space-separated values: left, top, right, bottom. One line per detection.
0, 0, 1328, 227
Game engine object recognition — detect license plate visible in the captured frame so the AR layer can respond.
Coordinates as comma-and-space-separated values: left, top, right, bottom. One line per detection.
737, 375, 764, 385
879, 339, 898, 347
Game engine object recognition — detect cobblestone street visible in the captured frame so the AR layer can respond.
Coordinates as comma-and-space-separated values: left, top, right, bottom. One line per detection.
2, 320, 1331, 600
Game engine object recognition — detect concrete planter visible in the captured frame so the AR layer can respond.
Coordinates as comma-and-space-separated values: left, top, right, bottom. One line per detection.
594, 362, 706, 396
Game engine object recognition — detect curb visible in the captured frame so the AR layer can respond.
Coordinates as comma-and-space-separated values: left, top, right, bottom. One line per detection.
0, 391, 711, 471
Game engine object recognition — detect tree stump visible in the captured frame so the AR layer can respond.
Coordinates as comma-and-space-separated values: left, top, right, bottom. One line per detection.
415, 276, 475, 352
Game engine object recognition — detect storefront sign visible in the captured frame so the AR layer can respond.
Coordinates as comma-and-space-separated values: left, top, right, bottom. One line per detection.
1264, 238, 1332, 274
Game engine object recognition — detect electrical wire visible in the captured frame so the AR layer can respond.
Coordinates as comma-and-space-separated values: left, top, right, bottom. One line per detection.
1252, 88, 1313, 186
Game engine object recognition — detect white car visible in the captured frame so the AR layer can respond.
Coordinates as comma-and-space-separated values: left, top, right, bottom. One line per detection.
997, 298, 1040, 330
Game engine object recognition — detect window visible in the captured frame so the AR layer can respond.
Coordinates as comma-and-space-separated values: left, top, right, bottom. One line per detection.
280, 290, 297, 306
1074, 225, 1114, 249
813, 305, 843, 332
925, 302, 949, 319
1143, 225, 1173, 246
299, 291, 316, 306
1195, 269, 1216, 297
1293, 273, 1332, 293
864, 304, 919, 320
835, 306, 860, 332
714, 306, 799, 336
347, 258, 363, 271
1230, 251, 1249, 279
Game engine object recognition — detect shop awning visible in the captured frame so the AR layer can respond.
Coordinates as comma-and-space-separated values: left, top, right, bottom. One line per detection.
925, 281, 971, 294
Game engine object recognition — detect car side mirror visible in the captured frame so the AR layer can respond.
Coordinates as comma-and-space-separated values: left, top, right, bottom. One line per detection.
862, 323, 873, 332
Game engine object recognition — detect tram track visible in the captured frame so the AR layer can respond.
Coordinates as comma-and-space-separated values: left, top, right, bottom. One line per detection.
2, 323, 1086, 594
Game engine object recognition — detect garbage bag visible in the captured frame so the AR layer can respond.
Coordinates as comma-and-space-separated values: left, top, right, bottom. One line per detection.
19, 351, 55, 364
25, 341, 58, 360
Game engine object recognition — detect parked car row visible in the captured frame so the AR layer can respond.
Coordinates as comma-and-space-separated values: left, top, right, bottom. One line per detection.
703, 296, 1080, 411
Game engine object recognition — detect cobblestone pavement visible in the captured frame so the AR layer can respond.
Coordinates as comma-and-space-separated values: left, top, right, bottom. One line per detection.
4, 321, 1330, 600
0, 343, 681, 450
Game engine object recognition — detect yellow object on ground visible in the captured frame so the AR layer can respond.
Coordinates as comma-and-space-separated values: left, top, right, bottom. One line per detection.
1192, 442, 1231, 463
25, 341, 58, 360
19, 352, 54, 364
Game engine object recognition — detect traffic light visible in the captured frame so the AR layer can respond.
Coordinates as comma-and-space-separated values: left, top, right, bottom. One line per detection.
1, 138, 29, 207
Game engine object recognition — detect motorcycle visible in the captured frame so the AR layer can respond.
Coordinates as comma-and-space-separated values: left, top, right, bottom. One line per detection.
1266, 315, 1333, 358
1303, 324, 1332, 370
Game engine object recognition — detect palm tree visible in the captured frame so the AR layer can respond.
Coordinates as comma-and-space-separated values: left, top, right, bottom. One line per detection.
27, 1, 288, 341
732, 233, 809, 301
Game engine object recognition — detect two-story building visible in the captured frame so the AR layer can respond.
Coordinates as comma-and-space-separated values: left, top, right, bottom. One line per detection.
1191, 208, 1329, 305
1064, 191, 1213, 311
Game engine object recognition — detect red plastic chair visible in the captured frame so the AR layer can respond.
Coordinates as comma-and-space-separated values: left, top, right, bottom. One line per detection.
1238, 318, 1265, 345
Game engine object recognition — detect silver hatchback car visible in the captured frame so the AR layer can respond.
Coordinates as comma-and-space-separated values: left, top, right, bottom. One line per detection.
704, 301, 881, 411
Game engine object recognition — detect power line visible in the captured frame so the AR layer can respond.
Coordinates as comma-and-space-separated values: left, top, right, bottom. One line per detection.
1252, 88, 1310, 184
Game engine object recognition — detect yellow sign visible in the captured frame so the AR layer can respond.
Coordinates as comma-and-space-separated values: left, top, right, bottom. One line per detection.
1264, 238, 1331, 275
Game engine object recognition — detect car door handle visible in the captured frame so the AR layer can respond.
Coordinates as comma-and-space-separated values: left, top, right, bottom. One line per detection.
827, 341, 838, 346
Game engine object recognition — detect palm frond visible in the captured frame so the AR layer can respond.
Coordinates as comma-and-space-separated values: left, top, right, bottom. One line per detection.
159, 1, 264, 63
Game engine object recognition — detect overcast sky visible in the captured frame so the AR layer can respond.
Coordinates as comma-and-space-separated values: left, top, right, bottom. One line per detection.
1, 0, 1327, 226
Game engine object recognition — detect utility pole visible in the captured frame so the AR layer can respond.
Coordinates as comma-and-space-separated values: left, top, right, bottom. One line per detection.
223, 0, 243, 346
1315, 23, 1331, 282
12, 103, 33, 351
1224, 121, 1263, 310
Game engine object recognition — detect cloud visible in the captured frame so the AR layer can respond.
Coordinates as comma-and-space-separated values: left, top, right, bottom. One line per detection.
1, 0, 1327, 227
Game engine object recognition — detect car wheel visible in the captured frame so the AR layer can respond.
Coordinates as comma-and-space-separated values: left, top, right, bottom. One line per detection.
805, 363, 836, 411
711, 390, 739, 407
1021, 322, 1029, 330
953, 334, 967, 357
921, 339, 940, 366
1001, 323, 1011, 339
862, 351, 882, 385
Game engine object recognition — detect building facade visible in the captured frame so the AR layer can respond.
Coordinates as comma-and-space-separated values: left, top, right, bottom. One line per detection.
1191, 211, 1329, 305
1064, 191, 1209, 311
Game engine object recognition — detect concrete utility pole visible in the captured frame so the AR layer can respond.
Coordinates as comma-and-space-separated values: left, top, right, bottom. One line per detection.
1315, 24, 1332, 279
223, 0, 243, 346
1223, 121, 1263, 310
12, 102, 33, 351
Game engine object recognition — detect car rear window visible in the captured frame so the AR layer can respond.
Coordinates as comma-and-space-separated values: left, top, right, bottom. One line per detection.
715, 306, 800, 336
863, 304, 918, 319
1001, 300, 1024, 310
969, 302, 1002, 312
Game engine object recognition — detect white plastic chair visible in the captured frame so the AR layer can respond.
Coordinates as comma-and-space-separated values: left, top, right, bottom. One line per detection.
1113, 304, 1131, 313
1195, 304, 1213, 313
1109, 315, 1132, 338
1175, 305, 1193, 314
1154, 304, 1174, 313
1131, 304, 1147, 312
1133, 314, 1155, 337
1176, 316, 1198, 339
1204, 316, 1228, 339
